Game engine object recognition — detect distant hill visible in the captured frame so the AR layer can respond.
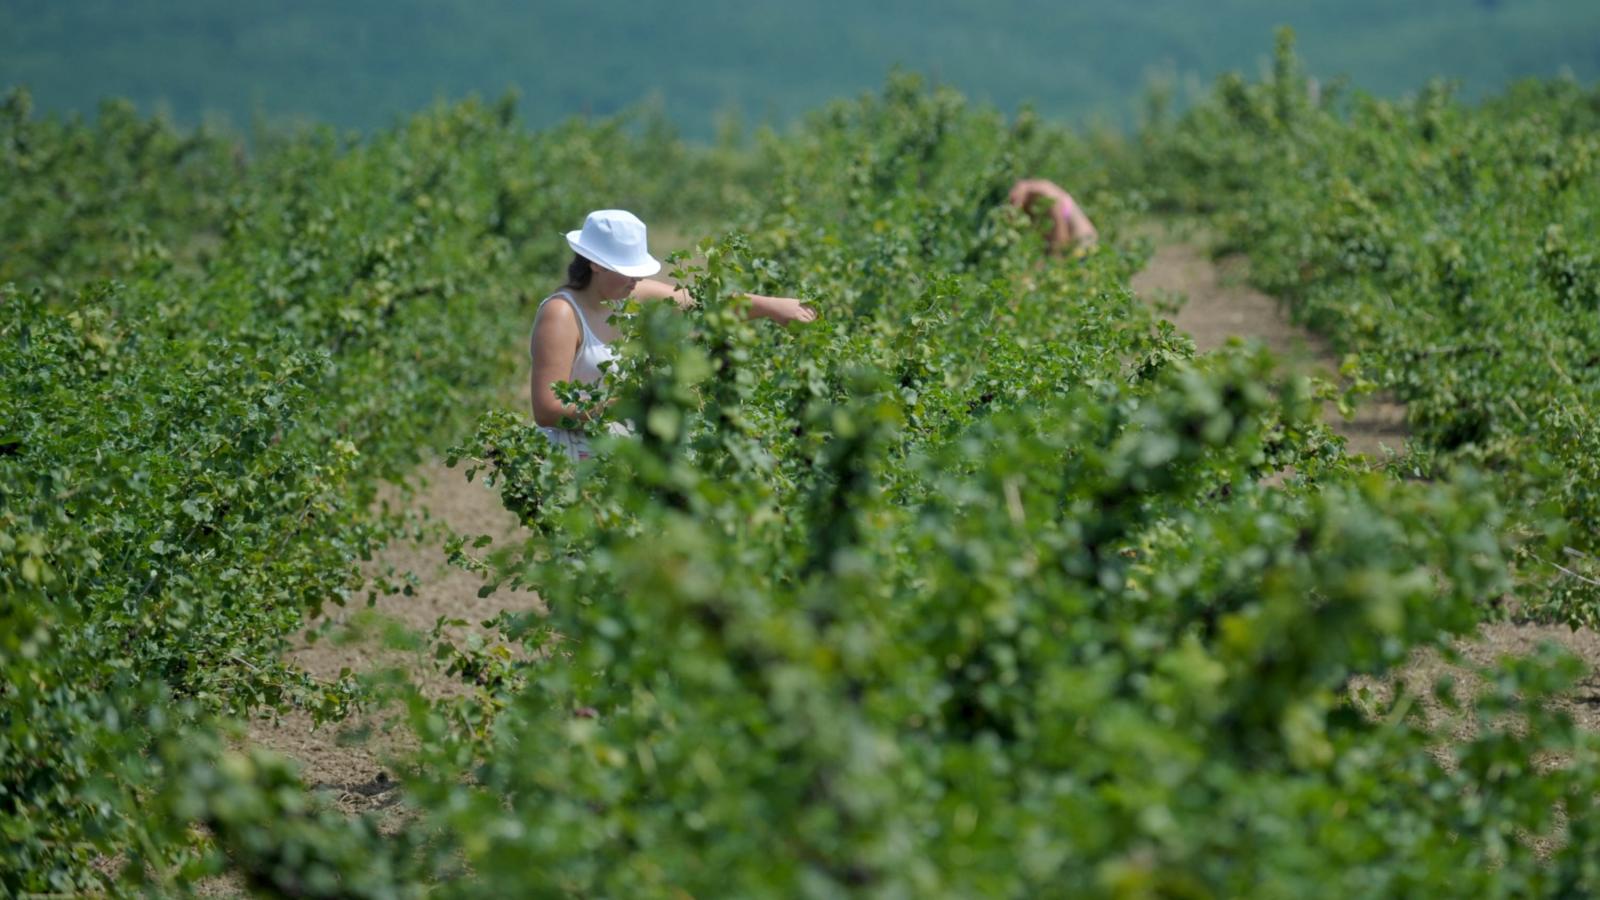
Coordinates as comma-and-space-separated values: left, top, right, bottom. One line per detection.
3, 0, 1598, 136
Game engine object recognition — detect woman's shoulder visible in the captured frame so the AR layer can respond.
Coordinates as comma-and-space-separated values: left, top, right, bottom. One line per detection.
532, 290, 582, 340
535, 289, 579, 320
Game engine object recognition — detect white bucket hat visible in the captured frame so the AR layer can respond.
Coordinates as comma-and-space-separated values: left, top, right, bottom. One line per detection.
565, 209, 661, 278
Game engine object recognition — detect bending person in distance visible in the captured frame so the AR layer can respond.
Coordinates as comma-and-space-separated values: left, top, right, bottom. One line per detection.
529, 208, 816, 460
1008, 178, 1098, 256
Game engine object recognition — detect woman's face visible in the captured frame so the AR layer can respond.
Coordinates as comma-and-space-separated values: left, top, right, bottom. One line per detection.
591, 263, 641, 302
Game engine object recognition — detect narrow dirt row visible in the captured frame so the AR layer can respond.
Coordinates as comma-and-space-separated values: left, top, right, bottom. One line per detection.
1129, 232, 1409, 459
198, 460, 535, 896
242, 462, 540, 820
1129, 224, 1600, 731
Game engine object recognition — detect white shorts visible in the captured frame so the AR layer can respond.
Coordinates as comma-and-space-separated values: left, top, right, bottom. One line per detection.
538, 421, 632, 461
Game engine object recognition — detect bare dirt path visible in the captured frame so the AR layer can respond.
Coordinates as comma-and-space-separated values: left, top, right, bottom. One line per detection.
242, 461, 541, 816
197, 456, 539, 896
1129, 222, 1600, 732
1129, 228, 1408, 459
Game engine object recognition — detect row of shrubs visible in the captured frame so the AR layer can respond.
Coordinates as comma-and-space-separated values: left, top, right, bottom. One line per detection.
0, 86, 722, 893
411, 68, 1600, 896
1135, 31, 1600, 624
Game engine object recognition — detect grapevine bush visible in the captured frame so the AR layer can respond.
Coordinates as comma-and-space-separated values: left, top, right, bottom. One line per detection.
1137, 31, 1600, 624
420, 75, 1600, 897
0, 87, 726, 894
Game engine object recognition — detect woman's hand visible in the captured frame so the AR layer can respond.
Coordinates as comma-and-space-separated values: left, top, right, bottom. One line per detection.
748, 294, 818, 325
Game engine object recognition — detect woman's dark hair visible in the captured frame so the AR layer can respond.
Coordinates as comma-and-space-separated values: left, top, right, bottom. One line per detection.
562, 253, 594, 290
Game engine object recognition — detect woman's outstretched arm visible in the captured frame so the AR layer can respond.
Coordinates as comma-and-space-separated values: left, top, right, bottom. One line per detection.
632, 278, 817, 325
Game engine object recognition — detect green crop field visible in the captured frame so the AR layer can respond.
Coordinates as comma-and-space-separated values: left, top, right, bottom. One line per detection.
5, 29, 1600, 897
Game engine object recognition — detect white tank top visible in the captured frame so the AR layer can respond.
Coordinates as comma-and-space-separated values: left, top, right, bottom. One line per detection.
531, 290, 622, 460
534, 289, 617, 385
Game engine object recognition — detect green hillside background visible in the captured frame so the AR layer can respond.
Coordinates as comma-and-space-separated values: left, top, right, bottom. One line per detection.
4, 0, 1599, 137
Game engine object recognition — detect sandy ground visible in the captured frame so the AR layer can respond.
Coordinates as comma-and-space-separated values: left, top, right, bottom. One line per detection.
194, 460, 541, 896
1129, 230, 1409, 459
243, 461, 543, 813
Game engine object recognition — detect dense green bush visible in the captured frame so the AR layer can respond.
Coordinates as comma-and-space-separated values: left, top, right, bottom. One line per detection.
1138, 32, 1600, 623
0, 87, 730, 894
418, 77, 1600, 896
